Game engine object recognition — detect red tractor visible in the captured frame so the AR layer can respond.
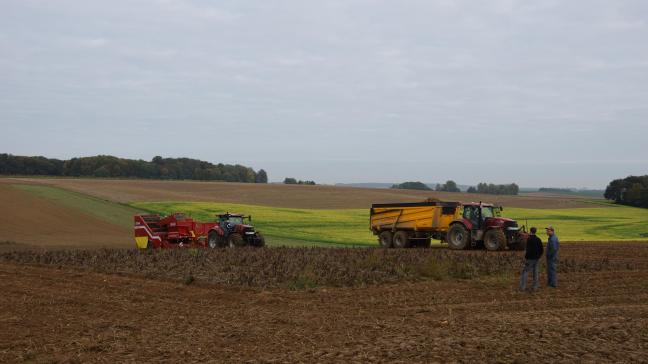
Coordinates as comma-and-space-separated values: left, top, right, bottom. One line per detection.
134, 212, 265, 249
446, 202, 527, 251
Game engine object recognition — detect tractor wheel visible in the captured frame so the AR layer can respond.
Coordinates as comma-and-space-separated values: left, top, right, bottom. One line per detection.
447, 224, 470, 250
255, 233, 266, 248
393, 231, 411, 249
378, 231, 393, 248
509, 235, 527, 251
208, 231, 221, 249
484, 229, 507, 251
228, 233, 246, 248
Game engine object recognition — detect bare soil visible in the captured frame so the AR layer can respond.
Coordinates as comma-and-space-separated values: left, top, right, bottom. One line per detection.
7, 177, 602, 209
1, 243, 646, 363
0, 183, 131, 250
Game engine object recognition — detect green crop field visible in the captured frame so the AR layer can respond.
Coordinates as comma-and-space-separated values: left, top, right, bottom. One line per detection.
506, 206, 648, 241
130, 201, 376, 247
132, 201, 648, 246
11, 184, 648, 247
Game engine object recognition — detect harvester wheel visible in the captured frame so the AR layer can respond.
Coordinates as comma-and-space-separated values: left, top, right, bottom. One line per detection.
208, 231, 222, 249
393, 231, 411, 248
228, 233, 246, 248
484, 229, 507, 251
447, 224, 470, 250
378, 231, 393, 248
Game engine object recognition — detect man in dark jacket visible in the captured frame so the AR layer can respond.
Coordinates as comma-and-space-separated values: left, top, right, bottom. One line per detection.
519, 227, 543, 292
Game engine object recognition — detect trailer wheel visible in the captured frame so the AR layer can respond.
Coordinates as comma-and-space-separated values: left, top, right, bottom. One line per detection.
378, 231, 393, 248
393, 231, 410, 248
447, 224, 470, 250
208, 231, 221, 249
484, 229, 506, 251
228, 233, 246, 248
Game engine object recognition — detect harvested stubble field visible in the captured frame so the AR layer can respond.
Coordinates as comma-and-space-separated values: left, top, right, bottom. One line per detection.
8, 177, 601, 209
1, 243, 647, 362
0, 246, 633, 289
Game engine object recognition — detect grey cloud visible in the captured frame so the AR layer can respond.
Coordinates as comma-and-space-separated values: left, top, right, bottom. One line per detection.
1, 0, 647, 188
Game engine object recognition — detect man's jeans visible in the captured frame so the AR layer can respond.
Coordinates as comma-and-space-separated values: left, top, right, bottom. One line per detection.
519, 259, 540, 291
547, 256, 558, 287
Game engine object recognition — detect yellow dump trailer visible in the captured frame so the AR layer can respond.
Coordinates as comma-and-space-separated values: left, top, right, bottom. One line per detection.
370, 201, 462, 248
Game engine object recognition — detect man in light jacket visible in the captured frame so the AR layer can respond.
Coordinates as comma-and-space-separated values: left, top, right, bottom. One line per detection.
546, 226, 560, 288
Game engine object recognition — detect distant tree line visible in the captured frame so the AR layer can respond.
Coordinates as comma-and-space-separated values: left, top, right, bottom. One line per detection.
284, 177, 316, 185
605, 175, 648, 208
467, 183, 519, 195
391, 181, 431, 191
0, 154, 268, 183
435, 180, 460, 192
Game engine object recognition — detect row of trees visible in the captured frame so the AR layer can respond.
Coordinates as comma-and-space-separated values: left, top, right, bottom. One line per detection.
467, 183, 519, 195
0, 154, 268, 183
435, 180, 460, 192
605, 175, 648, 208
284, 178, 316, 185
391, 181, 431, 191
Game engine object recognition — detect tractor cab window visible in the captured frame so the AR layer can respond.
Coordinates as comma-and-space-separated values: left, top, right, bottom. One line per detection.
225, 216, 243, 225
481, 207, 495, 218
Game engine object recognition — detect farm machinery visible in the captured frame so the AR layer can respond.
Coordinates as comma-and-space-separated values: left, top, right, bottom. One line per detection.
134, 212, 265, 249
370, 201, 527, 250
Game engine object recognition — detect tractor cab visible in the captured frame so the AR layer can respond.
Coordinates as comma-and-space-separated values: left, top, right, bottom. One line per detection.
217, 213, 253, 232
461, 203, 510, 230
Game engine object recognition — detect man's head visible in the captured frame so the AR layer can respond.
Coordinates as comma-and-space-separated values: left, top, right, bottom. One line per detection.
530, 227, 537, 235
545, 226, 555, 236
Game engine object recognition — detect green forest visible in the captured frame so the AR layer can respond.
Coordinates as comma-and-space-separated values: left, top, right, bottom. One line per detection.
605, 175, 648, 208
0, 154, 267, 183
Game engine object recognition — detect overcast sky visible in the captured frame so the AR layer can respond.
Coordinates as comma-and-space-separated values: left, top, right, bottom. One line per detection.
1, 1, 647, 188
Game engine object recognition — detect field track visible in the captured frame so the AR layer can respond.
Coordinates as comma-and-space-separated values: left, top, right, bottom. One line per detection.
0, 183, 130, 249
6, 177, 601, 209
0, 243, 646, 362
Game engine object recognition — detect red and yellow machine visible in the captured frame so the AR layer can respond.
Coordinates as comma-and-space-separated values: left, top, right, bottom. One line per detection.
134, 212, 265, 249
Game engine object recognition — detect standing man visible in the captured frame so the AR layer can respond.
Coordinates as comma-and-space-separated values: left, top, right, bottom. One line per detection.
546, 226, 560, 288
519, 227, 543, 292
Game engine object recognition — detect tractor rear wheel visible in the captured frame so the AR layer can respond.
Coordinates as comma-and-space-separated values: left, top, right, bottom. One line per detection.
484, 229, 507, 251
447, 224, 470, 250
228, 233, 246, 248
208, 231, 222, 249
378, 231, 393, 248
393, 231, 410, 248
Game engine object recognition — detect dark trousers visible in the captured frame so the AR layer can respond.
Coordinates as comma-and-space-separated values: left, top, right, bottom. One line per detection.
547, 256, 558, 287
519, 259, 540, 290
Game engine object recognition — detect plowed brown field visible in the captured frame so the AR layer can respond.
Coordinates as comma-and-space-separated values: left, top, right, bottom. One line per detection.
6, 177, 599, 209
1, 243, 647, 363
0, 183, 130, 250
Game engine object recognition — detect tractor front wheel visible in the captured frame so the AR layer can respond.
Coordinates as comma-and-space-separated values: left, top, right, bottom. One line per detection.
255, 233, 266, 248
447, 224, 470, 250
484, 229, 507, 251
208, 231, 222, 249
228, 233, 246, 248
378, 231, 393, 248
